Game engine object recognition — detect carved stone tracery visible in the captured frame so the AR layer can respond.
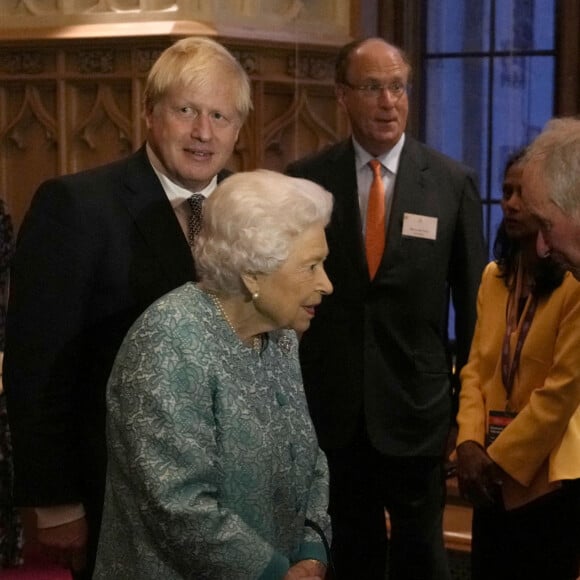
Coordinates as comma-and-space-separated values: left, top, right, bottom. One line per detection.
4, 86, 58, 151
0, 52, 46, 75
0, 34, 349, 230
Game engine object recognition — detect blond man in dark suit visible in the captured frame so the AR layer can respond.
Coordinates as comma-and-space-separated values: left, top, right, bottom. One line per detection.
4, 36, 251, 579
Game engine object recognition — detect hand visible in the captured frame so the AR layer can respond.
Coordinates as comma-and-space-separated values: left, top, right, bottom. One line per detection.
284, 559, 326, 579
456, 440, 503, 508
37, 516, 88, 572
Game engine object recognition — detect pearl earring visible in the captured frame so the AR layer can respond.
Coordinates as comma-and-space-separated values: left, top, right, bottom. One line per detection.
252, 291, 259, 301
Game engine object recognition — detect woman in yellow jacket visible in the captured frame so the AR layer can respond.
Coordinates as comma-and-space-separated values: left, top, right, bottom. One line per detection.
456, 150, 580, 580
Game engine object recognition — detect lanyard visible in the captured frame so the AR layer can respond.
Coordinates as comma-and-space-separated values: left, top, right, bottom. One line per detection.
501, 262, 537, 399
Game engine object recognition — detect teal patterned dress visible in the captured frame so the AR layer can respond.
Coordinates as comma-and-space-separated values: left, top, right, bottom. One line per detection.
94, 283, 330, 579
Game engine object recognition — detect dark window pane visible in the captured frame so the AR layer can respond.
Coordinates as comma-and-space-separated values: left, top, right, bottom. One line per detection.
426, 0, 556, 340
424, 57, 489, 197
495, 0, 555, 51
426, 0, 491, 53
490, 56, 554, 200
489, 203, 505, 258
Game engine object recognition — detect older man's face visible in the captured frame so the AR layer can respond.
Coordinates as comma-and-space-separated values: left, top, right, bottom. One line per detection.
336, 40, 410, 157
522, 162, 580, 280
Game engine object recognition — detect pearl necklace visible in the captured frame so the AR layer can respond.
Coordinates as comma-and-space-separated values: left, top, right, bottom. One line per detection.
209, 292, 262, 352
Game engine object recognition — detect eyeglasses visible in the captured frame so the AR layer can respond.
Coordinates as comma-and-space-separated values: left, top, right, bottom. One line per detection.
342, 80, 408, 100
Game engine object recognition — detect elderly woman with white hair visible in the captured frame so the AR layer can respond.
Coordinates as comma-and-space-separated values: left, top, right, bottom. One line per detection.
94, 170, 334, 580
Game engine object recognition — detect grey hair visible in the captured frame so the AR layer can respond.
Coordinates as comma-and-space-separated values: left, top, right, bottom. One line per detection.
143, 36, 252, 122
524, 117, 580, 216
194, 170, 334, 295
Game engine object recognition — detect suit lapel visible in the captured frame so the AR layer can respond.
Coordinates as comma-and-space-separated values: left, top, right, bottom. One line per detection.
383, 138, 429, 267
119, 147, 196, 286
326, 141, 368, 278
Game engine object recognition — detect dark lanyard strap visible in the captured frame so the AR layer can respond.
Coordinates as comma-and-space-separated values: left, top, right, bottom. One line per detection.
501, 294, 537, 397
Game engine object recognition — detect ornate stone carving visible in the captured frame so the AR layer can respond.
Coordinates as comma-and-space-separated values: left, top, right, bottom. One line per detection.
0, 37, 347, 230
12, 0, 179, 15
231, 51, 259, 75
77, 50, 115, 74
75, 85, 131, 150
0, 52, 46, 74
287, 55, 334, 80
264, 89, 338, 170
136, 48, 164, 73
5, 1, 349, 42
1, 86, 57, 150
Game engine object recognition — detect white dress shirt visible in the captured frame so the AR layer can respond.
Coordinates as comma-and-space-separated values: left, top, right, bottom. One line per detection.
353, 133, 405, 236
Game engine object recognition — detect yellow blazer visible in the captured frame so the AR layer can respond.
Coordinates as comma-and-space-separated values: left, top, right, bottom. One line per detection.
457, 262, 580, 509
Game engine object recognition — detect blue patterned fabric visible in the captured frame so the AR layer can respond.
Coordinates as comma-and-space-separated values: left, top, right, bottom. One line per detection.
94, 283, 330, 579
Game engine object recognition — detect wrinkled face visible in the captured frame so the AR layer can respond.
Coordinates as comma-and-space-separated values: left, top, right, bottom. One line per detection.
500, 162, 537, 240
146, 81, 242, 192
251, 222, 333, 334
336, 39, 410, 156
522, 162, 580, 280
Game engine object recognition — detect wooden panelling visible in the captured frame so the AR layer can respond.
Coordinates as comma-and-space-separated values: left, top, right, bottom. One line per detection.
0, 35, 350, 230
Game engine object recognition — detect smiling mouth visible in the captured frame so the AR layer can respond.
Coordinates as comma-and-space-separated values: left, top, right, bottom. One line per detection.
185, 149, 213, 159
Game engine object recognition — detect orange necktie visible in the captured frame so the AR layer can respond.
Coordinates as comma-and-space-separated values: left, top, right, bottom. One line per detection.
366, 159, 386, 278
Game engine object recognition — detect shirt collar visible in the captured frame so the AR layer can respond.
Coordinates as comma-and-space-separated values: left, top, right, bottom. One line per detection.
146, 143, 218, 209
353, 133, 406, 175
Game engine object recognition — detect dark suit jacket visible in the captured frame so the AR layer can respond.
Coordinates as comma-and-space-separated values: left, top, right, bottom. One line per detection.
287, 137, 486, 457
4, 146, 228, 517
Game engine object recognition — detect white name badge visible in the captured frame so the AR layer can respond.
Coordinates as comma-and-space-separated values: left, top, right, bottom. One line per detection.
402, 213, 438, 240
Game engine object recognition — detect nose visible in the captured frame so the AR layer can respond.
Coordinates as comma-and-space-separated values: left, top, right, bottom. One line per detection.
318, 266, 333, 296
376, 88, 398, 107
536, 229, 551, 258
191, 113, 212, 141
502, 189, 523, 213
503, 195, 519, 212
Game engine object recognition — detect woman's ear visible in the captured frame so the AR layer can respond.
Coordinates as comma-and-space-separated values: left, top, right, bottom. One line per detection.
241, 272, 259, 297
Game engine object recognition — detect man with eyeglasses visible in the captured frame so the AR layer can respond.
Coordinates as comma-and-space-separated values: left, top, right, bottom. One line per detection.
287, 37, 485, 579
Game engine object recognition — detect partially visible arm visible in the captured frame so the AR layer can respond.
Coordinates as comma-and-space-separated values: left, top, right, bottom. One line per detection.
5, 179, 95, 508
448, 180, 485, 465
456, 266, 489, 449
450, 171, 486, 396
36, 516, 88, 573
455, 267, 499, 506
295, 449, 331, 565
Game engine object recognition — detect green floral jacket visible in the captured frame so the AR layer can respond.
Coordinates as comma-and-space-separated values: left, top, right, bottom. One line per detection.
94, 284, 330, 579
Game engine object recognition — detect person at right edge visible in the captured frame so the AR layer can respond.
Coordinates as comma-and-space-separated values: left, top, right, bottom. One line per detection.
286, 37, 486, 580
456, 149, 580, 580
